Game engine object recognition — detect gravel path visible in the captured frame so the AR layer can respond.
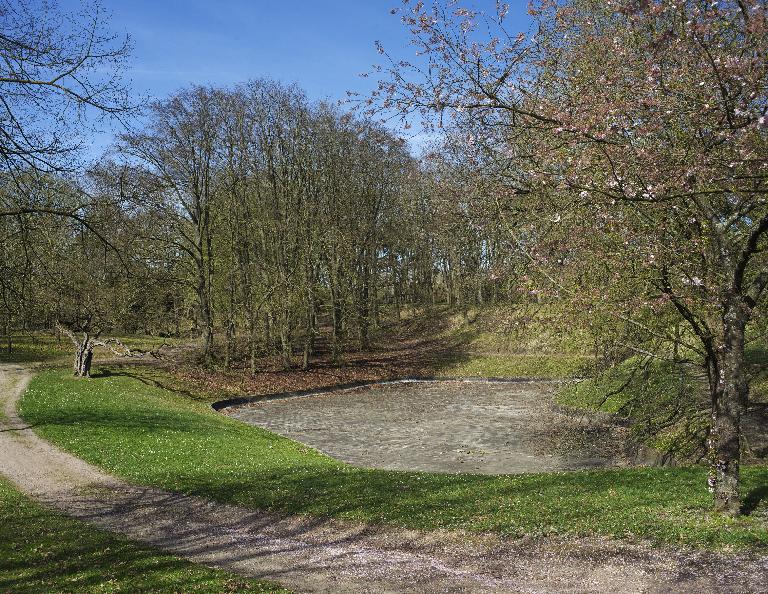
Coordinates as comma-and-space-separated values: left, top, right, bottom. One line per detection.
1, 362, 767, 593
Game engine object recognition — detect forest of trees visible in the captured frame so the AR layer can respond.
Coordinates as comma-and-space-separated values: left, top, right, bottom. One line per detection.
1, 0, 766, 515
1, 81, 519, 371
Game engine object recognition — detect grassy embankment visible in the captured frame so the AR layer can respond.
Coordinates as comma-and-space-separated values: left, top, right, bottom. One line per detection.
407, 305, 594, 378
19, 368, 768, 551
557, 343, 768, 459
0, 476, 288, 593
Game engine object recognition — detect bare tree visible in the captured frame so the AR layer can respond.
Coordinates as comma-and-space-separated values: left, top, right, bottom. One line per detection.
56, 321, 130, 377
119, 87, 225, 364
0, 0, 133, 176
0, 0, 135, 348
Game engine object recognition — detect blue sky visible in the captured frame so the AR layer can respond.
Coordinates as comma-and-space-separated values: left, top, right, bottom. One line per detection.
68, 0, 535, 100
103, 0, 413, 103
58, 0, 532, 153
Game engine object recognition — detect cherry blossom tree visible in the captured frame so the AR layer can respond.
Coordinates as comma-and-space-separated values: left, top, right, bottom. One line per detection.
376, 0, 768, 514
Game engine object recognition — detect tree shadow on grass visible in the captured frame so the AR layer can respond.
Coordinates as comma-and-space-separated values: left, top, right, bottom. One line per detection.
0, 515, 277, 593
0, 423, 39, 433
97, 366, 214, 403
742, 484, 768, 516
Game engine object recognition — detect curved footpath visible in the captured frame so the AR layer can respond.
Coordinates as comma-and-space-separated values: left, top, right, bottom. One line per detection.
0, 362, 766, 593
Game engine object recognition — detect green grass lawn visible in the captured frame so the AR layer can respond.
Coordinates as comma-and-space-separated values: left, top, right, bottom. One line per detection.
0, 475, 288, 593
0, 334, 70, 363
18, 367, 768, 551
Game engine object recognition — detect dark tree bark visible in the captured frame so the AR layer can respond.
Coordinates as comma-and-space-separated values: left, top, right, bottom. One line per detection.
358, 259, 371, 351
196, 239, 215, 364
330, 267, 344, 363
4, 316, 10, 355
707, 301, 750, 516
302, 287, 317, 371
279, 306, 293, 370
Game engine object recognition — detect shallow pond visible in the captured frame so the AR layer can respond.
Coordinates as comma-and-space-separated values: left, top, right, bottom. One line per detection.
226, 379, 642, 474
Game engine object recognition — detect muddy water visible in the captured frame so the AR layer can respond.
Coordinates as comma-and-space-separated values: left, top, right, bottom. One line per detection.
227, 380, 641, 474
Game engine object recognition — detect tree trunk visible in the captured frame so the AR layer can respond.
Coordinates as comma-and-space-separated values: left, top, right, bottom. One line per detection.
279, 309, 292, 370
394, 279, 402, 321
263, 312, 273, 351
707, 304, 749, 516
331, 284, 343, 363
358, 270, 370, 351
224, 277, 236, 370
248, 315, 258, 377
444, 260, 453, 308
198, 268, 214, 364
476, 277, 483, 307
4, 316, 10, 355
390, 252, 401, 321
302, 302, 314, 371
224, 319, 234, 370
73, 336, 94, 378
372, 268, 380, 330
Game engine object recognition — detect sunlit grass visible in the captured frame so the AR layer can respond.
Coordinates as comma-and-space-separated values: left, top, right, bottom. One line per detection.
436, 353, 591, 379
18, 368, 768, 550
0, 334, 70, 363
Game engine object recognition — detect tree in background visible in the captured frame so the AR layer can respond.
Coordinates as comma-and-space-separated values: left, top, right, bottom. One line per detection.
116, 81, 418, 369
119, 86, 225, 364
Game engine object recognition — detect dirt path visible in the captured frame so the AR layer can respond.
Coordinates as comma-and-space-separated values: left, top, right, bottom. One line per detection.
1, 362, 767, 593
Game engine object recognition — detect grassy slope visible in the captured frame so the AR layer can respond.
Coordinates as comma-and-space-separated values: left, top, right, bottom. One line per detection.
559, 344, 768, 411
19, 368, 768, 550
419, 305, 593, 379
557, 343, 768, 459
0, 476, 288, 593
557, 357, 706, 457
436, 353, 590, 379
